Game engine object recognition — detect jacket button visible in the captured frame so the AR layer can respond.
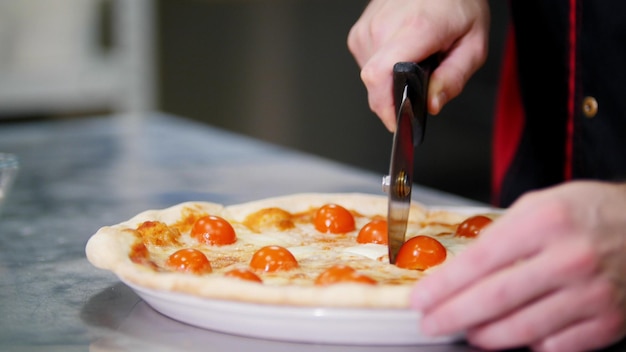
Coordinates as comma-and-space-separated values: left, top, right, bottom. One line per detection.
582, 96, 598, 118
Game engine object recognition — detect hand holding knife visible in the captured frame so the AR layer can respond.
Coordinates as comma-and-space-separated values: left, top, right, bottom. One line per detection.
384, 58, 436, 264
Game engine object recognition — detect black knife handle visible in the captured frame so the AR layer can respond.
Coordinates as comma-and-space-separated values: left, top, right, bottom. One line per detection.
392, 56, 438, 146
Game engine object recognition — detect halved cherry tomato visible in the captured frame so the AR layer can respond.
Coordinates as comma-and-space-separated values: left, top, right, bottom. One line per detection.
455, 215, 492, 238
395, 236, 447, 270
357, 219, 388, 244
166, 248, 212, 274
224, 268, 263, 283
314, 204, 355, 233
191, 215, 236, 245
249, 245, 298, 272
314, 264, 376, 286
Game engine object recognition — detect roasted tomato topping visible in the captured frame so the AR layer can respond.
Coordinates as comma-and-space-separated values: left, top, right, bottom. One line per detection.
314, 264, 376, 286
314, 204, 356, 234
191, 215, 237, 245
166, 248, 212, 274
455, 215, 492, 238
357, 219, 388, 244
395, 236, 446, 270
224, 268, 263, 283
249, 245, 298, 272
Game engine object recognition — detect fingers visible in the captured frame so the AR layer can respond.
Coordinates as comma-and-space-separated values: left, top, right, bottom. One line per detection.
359, 23, 447, 131
359, 25, 486, 128
428, 30, 489, 115
410, 192, 584, 314
410, 206, 546, 313
347, 0, 490, 129
409, 182, 626, 350
467, 276, 618, 350
414, 237, 600, 336
532, 312, 626, 352
359, 62, 396, 131
414, 239, 621, 350
407, 182, 626, 350
359, 28, 487, 130
346, 0, 382, 67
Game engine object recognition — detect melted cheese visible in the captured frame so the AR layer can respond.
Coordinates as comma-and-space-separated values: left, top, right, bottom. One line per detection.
342, 243, 387, 261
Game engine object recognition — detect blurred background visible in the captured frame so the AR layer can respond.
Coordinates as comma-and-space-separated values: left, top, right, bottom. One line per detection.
0, 0, 508, 204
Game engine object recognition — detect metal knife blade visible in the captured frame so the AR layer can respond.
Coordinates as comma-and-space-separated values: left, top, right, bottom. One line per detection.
384, 60, 434, 264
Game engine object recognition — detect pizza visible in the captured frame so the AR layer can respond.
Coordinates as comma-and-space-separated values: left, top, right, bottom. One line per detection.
85, 193, 496, 309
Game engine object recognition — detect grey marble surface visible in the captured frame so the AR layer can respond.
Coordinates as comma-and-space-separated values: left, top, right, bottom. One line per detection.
0, 113, 490, 351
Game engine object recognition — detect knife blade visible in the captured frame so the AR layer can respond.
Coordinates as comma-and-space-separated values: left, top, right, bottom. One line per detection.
384, 59, 435, 264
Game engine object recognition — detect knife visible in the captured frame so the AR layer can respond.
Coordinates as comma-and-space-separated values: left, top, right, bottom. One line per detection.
383, 59, 436, 265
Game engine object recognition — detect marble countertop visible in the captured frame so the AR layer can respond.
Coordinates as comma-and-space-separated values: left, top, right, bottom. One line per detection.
0, 113, 490, 351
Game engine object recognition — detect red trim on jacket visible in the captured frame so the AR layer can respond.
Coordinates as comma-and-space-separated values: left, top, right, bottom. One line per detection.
565, 0, 577, 180
492, 26, 525, 206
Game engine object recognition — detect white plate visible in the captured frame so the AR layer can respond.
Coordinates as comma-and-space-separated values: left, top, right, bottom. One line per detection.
124, 280, 463, 346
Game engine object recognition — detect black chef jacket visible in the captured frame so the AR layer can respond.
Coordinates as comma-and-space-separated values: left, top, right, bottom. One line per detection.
492, 0, 626, 207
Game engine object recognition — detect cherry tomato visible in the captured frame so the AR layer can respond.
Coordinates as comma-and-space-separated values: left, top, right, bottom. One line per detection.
166, 248, 212, 274
314, 204, 356, 233
314, 264, 376, 286
455, 215, 493, 238
395, 236, 447, 270
357, 219, 388, 244
224, 268, 263, 283
249, 245, 298, 272
191, 215, 236, 245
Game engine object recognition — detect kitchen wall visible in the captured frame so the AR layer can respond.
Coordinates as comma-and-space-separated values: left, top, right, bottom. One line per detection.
157, 0, 509, 204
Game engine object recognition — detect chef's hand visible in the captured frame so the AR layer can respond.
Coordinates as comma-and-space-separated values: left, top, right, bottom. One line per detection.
347, 0, 490, 131
410, 181, 626, 352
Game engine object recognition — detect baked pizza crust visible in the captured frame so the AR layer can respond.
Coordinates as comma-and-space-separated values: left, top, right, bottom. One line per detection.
86, 193, 473, 308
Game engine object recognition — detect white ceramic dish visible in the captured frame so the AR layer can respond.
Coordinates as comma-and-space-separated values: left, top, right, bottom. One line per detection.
125, 280, 462, 346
